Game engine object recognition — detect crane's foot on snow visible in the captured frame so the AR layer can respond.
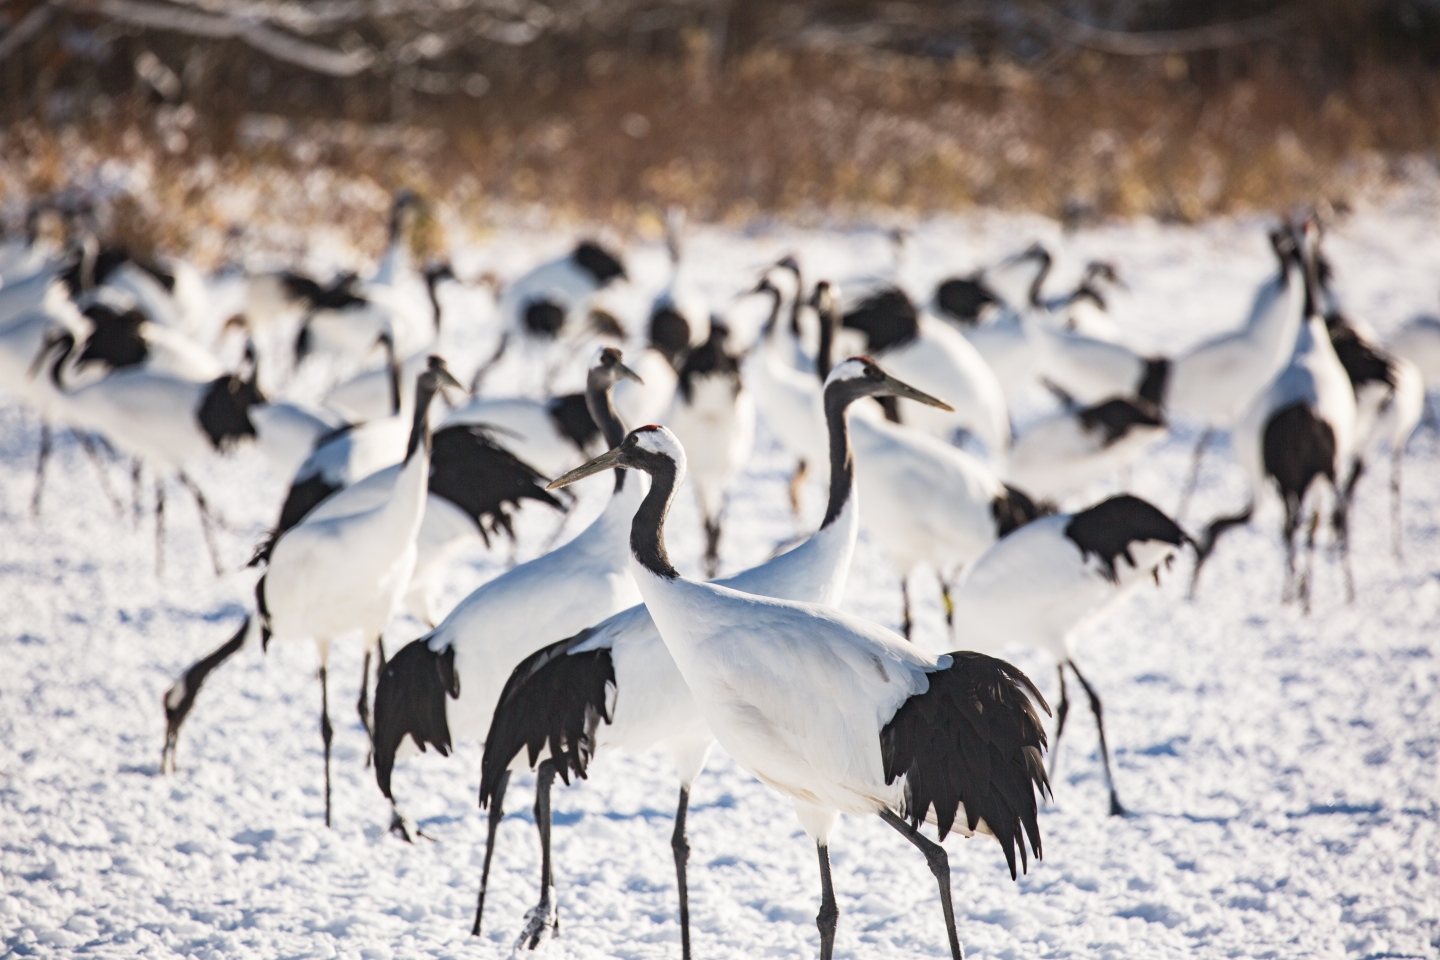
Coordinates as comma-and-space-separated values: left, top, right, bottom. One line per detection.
515, 887, 559, 951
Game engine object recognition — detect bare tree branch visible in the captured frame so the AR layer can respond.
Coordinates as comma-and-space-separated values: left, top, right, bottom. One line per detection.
1019, 0, 1296, 56
0, 2, 57, 61
60, 0, 377, 74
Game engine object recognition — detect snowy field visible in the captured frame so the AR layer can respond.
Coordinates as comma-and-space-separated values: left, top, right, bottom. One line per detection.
2, 195, 1439, 959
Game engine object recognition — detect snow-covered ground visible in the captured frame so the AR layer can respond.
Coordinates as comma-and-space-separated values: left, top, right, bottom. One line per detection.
2, 196, 1439, 959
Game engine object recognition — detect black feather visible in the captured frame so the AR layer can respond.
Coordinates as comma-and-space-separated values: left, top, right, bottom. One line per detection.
77, 303, 149, 370
1077, 397, 1165, 446
880, 652, 1051, 879
480, 627, 616, 810
428, 424, 567, 545
842, 286, 919, 352
676, 322, 741, 403
1262, 403, 1337, 506
648, 306, 692, 370
572, 240, 626, 286
990, 484, 1049, 538
1326, 318, 1395, 392
1063, 494, 1187, 583
523, 300, 566, 338
1137, 357, 1170, 408
196, 375, 263, 452
372, 640, 460, 800
547, 393, 602, 453
934, 277, 998, 325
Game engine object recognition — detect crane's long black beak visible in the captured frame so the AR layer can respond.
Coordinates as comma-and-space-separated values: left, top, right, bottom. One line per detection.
547, 447, 627, 490
882, 373, 954, 412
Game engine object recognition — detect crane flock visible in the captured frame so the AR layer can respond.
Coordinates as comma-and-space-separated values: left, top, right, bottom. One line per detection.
1, 193, 1432, 960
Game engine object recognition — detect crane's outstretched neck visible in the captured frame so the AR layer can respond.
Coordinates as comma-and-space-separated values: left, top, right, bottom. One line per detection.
819, 382, 857, 530
630, 449, 681, 580
585, 362, 630, 491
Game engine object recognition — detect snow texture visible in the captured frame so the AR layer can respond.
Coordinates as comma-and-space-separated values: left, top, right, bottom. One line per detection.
2, 197, 1438, 959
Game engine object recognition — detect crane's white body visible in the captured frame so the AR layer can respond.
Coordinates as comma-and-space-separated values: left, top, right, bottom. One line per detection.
1165, 256, 1307, 425
247, 401, 346, 479
1235, 315, 1358, 504
428, 474, 647, 744
323, 348, 430, 423
264, 439, 430, 655
943, 513, 1181, 663
877, 315, 1011, 457
1389, 316, 1440, 390
1027, 317, 1148, 406
1007, 407, 1167, 502
744, 326, 827, 480
612, 347, 678, 428
302, 460, 484, 624
667, 370, 756, 536
957, 310, 1037, 394
50, 366, 219, 469
850, 413, 1007, 578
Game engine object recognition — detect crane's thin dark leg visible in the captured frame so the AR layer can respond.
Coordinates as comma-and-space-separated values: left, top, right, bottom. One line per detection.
1177, 428, 1214, 521
672, 786, 693, 960
131, 460, 143, 528
1280, 499, 1298, 604
1068, 660, 1125, 816
814, 842, 838, 960
358, 646, 374, 767
471, 768, 509, 936
703, 516, 722, 580
154, 478, 166, 578
178, 472, 225, 576
319, 663, 333, 828
30, 421, 51, 516
788, 458, 808, 521
879, 809, 963, 960
1049, 663, 1071, 781
161, 616, 250, 774
518, 760, 560, 950
1391, 447, 1404, 560
900, 573, 913, 640
1302, 507, 1322, 615
73, 430, 124, 516
939, 577, 955, 630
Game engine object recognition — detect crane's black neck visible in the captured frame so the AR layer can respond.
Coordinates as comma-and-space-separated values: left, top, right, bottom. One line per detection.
584, 370, 629, 491
1027, 249, 1053, 308
47, 333, 76, 390
381, 336, 401, 417
424, 269, 445, 335
628, 448, 680, 579
787, 266, 804, 337
815, 300, 837, 382
819, 379, 864, 529
405, 379, 439, 462
759, 283, 783, 339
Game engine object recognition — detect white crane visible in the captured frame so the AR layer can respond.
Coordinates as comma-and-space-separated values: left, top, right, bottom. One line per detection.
480, 240, 629, 393
667, 320, 756, 577
1191, 230, 1357, 611
36, 327, 268, 575
371, 349, 648, 818
1166, 227, 1310, 515
322, 262, 457, 422
744, 270, 831, 518
161, 376, 561, 783
1388, 313, 1440, 395
293, 191, 438, 365
940, 495, 1190, 816
546, 424, 1051, 960
1312, 243, 1425, 558
840, 285, 1011, 458
1006, 392, 1167, 504
442, 385, 611, 482
237, 357, 460, 825
468, 357, 952, 953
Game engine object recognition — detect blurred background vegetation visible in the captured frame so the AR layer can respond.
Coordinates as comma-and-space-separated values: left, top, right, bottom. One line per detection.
2, 0, 1439, 240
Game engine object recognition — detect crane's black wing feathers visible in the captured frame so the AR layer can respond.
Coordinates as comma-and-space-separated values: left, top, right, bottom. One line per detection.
480, 627, 616, 810
372, 640, 459, 800
880, 652, 1051, 880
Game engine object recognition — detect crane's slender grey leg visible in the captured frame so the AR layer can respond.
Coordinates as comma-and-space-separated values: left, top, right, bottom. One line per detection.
879, 809, 962, 959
